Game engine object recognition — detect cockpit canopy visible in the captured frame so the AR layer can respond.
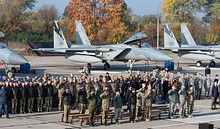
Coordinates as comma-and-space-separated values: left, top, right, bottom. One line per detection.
123, 32, 147, 44
141, 42, 152, 48
0, 43, 8, 49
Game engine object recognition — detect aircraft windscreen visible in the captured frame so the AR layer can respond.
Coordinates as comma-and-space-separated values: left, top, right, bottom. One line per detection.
141, 43, 152, 48
0, 43, 7, 49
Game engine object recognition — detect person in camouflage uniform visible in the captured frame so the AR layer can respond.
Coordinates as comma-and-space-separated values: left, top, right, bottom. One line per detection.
37, 80, 44, 112
197, 75, 203, 100
135, 89, 142, 120
178, 86, 186, 118
100, 86, 110, 126
168, 85, 178, 119
144, 85, 153, 122
56, 76, 66, 111
87, 89, 97, 126
204, 75, 211, 99
187, 85, 194, 118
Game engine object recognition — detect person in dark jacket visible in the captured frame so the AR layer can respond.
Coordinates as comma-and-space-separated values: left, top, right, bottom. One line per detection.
162, 77, 170, 103
0, 85, 9, 118
11, 81, 20, 114
37, 80, 44, 112
45, 79, 54, 112
114, 91, 122, 124
129, 88, 136, 123
27, 81, 36, 113
211, 81, 219, 110
205, 65, 211, 76
20, 81, 28, 113
95, 85, 102, 115
62, 88, 75, 123
78, 85, 87, 114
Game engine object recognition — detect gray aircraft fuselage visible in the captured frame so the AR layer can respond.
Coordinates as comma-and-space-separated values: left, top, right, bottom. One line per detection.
65, 43, 173, 63
0, 43, 28, 65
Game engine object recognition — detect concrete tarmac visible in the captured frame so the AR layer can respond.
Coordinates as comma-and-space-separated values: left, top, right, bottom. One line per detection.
1, 54, 220, 129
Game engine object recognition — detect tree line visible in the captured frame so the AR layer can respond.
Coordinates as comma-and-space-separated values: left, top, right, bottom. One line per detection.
0, 0, 220, 46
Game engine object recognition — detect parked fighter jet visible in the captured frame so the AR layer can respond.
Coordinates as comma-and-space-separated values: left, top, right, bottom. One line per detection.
163, 23, 220, 67
34, 21, 173, 70
0, 32, 28, 74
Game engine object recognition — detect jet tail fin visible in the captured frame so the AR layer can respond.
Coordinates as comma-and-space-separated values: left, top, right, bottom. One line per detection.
53, 21, 68, 48
164, 23, 179, 48
75, 20, 91, 45
181, 23, 196, 45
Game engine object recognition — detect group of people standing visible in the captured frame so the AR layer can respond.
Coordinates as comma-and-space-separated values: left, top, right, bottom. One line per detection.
0, 67, 217, 126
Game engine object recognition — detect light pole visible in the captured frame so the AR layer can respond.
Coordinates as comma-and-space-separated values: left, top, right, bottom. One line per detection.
156, 0, 163, 50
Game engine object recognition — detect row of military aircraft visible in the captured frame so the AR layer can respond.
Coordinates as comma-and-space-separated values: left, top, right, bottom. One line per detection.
34, 21, 173, 70
0, 20, 220, 74
163, 23, 220, 67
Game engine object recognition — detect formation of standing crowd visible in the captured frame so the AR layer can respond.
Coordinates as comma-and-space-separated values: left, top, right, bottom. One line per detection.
0, 67, 217, 126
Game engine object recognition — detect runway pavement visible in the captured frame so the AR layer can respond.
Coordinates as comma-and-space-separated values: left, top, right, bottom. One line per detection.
1, 54, 220, 129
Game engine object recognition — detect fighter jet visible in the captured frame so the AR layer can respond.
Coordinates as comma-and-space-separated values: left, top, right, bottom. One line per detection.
34, 21, 173, 70
0, 32, 28, 73
163, 23, 220, 67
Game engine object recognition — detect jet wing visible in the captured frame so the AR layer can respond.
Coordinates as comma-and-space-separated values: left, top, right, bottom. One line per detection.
33, 47, 113, 53
162, 47, 220, 52
178, 47, 220, 52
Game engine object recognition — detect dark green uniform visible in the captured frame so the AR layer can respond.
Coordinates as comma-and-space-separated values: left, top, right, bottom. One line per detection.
187, 87, 194, 118
100, 91, 110, 125
87, 92, 97, 126
144, 88, 153, 121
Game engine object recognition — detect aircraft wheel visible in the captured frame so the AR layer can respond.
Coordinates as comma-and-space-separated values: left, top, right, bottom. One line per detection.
210, 61, 215, 67
104, 62, 110, 70
196, 61, 202, 67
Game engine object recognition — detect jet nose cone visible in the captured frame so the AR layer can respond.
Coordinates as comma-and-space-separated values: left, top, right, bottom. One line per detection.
9, 52, 28, 65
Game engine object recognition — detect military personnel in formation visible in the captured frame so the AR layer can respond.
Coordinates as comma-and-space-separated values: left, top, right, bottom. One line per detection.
113, 91, 122, 124
85, 78, 93, 96
140, 83, 147, 118
45, 79, 54, 112
144, 85, 153, 122
37, 80, 44, 112
20, 81, 28, 113
94, 86, 102, 115
27, 80, 36, 113
11, 80, 20, 114
78, 85, 87, 114
204, 75, 211, 99
87, 89, 97, 126
56, 76, 66, 111
188, 74, 195, 97
129, 88, 137, 123
62, 88, 75, 123
178, 86, 187, 118
168, 85, 178, 119
187, 85, 194, 118
135, 87, 143, 120
211, 81, 219, 110
100, 86, 110, 126
184, 73, 190, 91
197, 75, 203, 100
52, 77, 59, 108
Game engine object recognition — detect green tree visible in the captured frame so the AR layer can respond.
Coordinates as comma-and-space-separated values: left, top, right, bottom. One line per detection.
0, 0, 36, 35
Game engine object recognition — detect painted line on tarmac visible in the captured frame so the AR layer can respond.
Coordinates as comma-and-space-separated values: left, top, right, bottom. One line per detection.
190, 67, 220, 70
79, 71, 122, 74
149, 123, 188, 128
